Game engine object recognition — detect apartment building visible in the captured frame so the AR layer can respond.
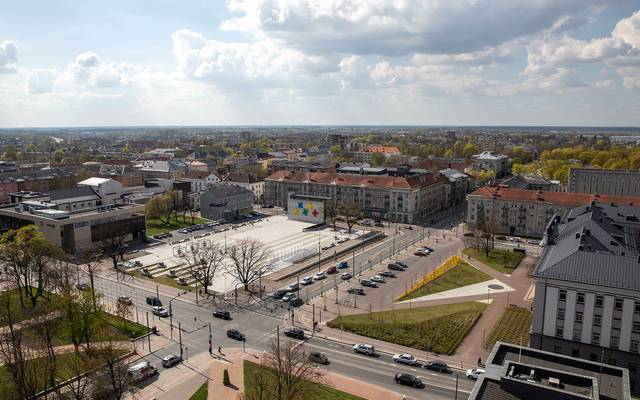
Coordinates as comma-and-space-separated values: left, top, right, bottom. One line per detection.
466, 187, 640, 237
264, 170, 447, 223
352, 146, 401, 164
530, 202, 640, 394
200, 184, 254, 220
569, 168, 640, 197
471, 151, 510, 178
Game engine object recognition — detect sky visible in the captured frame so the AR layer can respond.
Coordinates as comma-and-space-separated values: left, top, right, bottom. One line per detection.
0, 0, 639, 127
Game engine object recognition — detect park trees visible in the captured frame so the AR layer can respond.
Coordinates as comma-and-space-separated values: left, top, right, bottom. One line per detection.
339, 204, 363, 234
182, 241, 225, 294
225, 238, 272, 291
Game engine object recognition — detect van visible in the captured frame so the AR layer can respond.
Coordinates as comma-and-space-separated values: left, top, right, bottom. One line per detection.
127, 361, 158, 383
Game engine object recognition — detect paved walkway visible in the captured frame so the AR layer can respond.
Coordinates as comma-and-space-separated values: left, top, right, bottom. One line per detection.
396, 278, 514, 303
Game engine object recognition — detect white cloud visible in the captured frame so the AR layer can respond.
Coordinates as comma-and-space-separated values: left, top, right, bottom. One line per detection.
27, 69, 57, 93
56, 52, 134, 89
0, 41, 18, 73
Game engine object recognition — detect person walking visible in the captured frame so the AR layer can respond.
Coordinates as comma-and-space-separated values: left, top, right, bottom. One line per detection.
218, 346, 222, 354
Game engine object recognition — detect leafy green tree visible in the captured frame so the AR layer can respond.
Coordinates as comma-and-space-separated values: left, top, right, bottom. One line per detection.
370, 152, 385, 166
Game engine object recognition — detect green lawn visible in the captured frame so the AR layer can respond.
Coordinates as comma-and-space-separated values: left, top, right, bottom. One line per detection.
463, 248, 524, 274
484, 306, 533, 350
146, 216, 209, 236
0, 288, 58, 323
0, 349, 130, 400
244, 360, 364, 400
327, 302, 487, 355
399, 261, 491, 301
190, 382, 208, 400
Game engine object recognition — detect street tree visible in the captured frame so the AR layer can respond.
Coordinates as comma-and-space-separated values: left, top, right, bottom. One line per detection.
93, 341, 130, 400
182, 242, 225, 294
97, 226, 128, 270
324, 201, 339, 231
339, 204, 363, 234
225, 238, 273, 291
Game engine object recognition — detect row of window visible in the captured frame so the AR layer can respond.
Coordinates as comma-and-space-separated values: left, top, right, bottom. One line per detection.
559, 290, 640, 313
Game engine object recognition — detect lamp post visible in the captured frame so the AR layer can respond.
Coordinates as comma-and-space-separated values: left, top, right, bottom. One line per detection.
169, 291, 187, 340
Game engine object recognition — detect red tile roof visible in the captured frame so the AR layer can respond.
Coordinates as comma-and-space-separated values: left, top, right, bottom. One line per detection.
266, 170, 444, 190
469, 187, 640, 206
359, 146, 401, 154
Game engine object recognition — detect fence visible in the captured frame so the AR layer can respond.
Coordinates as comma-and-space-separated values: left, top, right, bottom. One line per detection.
396, 255, 463, 300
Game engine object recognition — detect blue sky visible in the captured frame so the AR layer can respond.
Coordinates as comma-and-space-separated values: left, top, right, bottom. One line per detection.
0, 1, 639, 127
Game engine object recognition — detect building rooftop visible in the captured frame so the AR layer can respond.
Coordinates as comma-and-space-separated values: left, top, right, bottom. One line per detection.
202, 184, 253, 199
266, 170, 445, 190
473, 151, 509, 161
570, 167, 640, 175
78, 177, 112, 186
48, 186, 99, 201
534, 202, 640, 291
468, 187, 640, 207
358, 146, 401, 154
500, 175, 554, 189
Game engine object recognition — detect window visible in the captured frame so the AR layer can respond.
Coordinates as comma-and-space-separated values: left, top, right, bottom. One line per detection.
631, 340, 640, 353
596, 296, 604, 307
590, 353, 598, 361
575, 312, 583, 323
559, 290, 567, 301
591, 333, 600, 345
609, 357, 617, 366
577, 293, 585, 304
558, 309, 565, 320
633, 322, 640, 334
629, 361, 637, 372
594, 315, 602, 326
572, 349, 580, 358
611, 337, 620, 350
554, 345, 562, 353
615, 299, 623, 311
556, 327, 564, 337
573, 330, 582, 341
635, 302, 640, 314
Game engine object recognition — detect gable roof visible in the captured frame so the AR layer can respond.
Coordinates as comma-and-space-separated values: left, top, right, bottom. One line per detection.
266, 170, 444, 190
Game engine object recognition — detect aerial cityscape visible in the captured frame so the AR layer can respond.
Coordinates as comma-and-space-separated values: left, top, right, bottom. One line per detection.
0, 2, 639, 400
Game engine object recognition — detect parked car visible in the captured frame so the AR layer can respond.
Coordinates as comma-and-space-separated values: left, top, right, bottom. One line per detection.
374, 222, 384, 227
404, 225, 413, 230
76, 283, 89, 291
313, 272, 327, 281
152, 306, 170, 317
466, 368, 486, 380
394, 373, 424, 388
300, 276, 314, 285
118, 296, 133, 306
161, 354, 183, 368
325, 266, 338, 274
336, 261, 350, 269
387, 263, 404, 271
213, 310, 231, 320
176, 277, 188, 286
283, 327, 305, 339
226, 329, 245, 340
346, 287, 365, 295
424, 360, 450, 373
281, 292, 297, 302
414, 249, 429, 256
286, 283, 300, 292
370, 275, 386, 283
309, 351, 329, 364
289, 298, 304, 308
340, 272, 352, 280
146, 296, 162, 306
395, 261, 409, 268
353, 344, 375, 356
360, 279, 378, 288
379, 271, 397, 278
393, 353, 418, 366
272, 289, 288, 299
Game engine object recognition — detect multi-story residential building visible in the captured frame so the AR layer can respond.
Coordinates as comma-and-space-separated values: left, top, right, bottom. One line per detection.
569, 168, 640, 197
439, 168, 471, 209
135, 160, 187, 180
471, 151, 510, 178
227, 172, 264, 203
500, 174, 562, 192
200, 184, 254, 220
264, 170, 447, 223
352, 146, 401, 164
98, 163, 143, 187
469, 342, 630, 400
530, 202, 640, 394
466, 187, 640, 237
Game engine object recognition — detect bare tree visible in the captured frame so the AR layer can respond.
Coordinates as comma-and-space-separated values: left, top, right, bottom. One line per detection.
225, 238, 272, 291
469, 203, 497, 257
93, 342, 130, 400
182, 242, 225, 294
324, 201, 339, 231
32, 310, 63, 392
339, 204, 363, 234
115, 299, 133, 331
56, 354, 96, 400
97, 228, 128, 270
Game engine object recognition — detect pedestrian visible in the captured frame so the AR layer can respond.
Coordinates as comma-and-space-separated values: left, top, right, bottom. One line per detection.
478, 357, 482, 366
218, 346, 222, 354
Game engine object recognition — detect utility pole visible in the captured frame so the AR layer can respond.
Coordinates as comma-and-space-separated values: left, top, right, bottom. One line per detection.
454, 374, 459, 400
208, 323, 212, 355
146, 312, 151, 352
179, 322, 183, 359
277, 325, 280, 349
195, 280, 198, 305
156, 284, 159, 300
312, 304, 316, 335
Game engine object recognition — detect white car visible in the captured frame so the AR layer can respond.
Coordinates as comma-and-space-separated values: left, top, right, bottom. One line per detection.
466, 368, 486, 380
300, 276, 314, 285
313, 272, 327, 281
353, 344, 376, 356
152, 306, 170, 318
393, 354, 418, 365
370, 275, 386, 283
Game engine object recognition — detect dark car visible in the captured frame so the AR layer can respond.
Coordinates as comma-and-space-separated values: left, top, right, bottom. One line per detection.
283, 327, 305, 339
336, 261, 350, 269
226, 329, 245, 341
387, 263, 404, 271
325, 266, 338, 274
395, 373, 424, 388
146, 296, 162, 306
347, 287, 365, 295
374, 222, 384, 227
272, 289, 288, 299
309, 351, 329, 364
424, 360, 450, 373
213, 310, 231, 320
289, 298, 304, 308
379, 271, 397, 278
360, 279, 378, 288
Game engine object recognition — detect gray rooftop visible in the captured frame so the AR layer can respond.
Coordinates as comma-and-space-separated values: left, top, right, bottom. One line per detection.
48, 186, 98, 201
202, 184, 252, 199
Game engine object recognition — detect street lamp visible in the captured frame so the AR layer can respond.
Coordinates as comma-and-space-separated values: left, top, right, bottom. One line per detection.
169, 291, 187, 339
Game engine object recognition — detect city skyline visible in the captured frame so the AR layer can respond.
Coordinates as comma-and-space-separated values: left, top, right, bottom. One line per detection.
0, 1, 639, 127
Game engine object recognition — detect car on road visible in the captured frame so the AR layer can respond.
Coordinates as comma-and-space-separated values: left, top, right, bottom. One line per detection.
178, 229, 188, 234
340, 272, 352, 280
466, 368, 486, 380
161, 354, 183, 368
374, 222, 384, 227
309, 351, 329, 364
360, 279, 378, 288
283, 326, 305, 339
424, 360, 450, 373
176, 277, 188, 286
281, 292, 297, 302
336, 261, 349, 269
387, 263, 404, 271
300, 276, 314, 285
152, 306, 170, 317
346, 287, 365, 295
146, 296, 162, 306
422, 246, 434, 252
414, 249, 429, 256
313, 272, 327, 281
289, 298, 304, 307
118, 296, 133, 305
394, 373, 424, 388
226, 329, 245, 341
404, 225, 413, 230
337, 237, 349, 244
393, 353, 418, 366
325, 266, 338, 274
379, 271, 397, 278
76, 283, 89, 291
395, 261, 409, 268
353, 344, 375, 356
286, 283, 299, 292
272, 289, 288, 299
370, 275, 386, 283
213, 310, 231, 320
